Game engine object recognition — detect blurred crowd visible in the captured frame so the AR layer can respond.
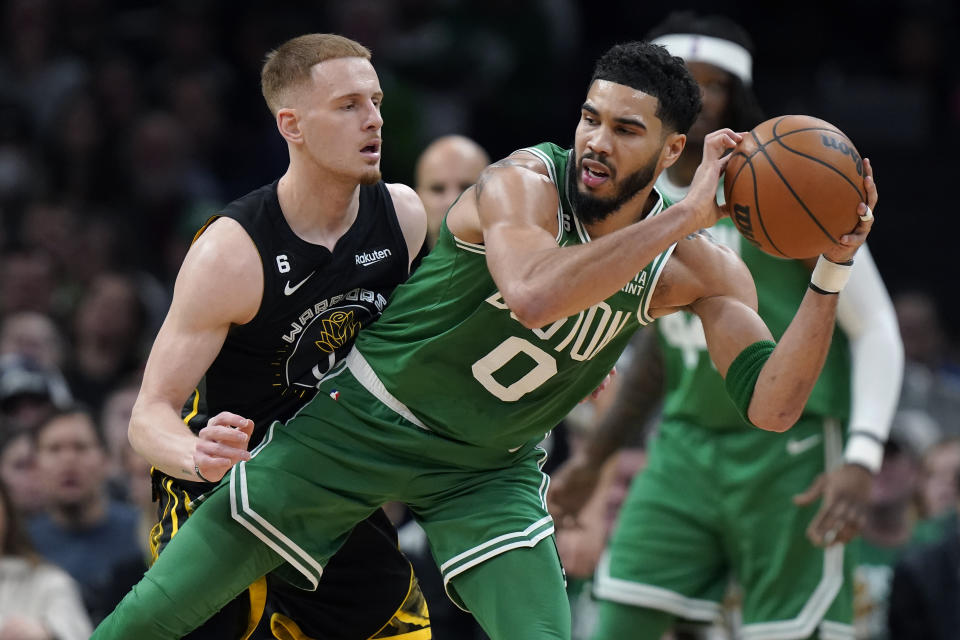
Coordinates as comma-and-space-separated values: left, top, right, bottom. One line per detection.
0, 1, 958, 638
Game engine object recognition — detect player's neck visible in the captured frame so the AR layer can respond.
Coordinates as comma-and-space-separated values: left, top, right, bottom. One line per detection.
276, 165, 361, 249
665, 145, 702, 188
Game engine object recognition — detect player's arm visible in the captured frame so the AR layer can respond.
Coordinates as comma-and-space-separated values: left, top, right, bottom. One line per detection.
793, 244, 903, 546
128, 217, 260, 482
664, 160, 877, 432
448, 130, 740, 329
835, 245, 904, 470
386, 182, 428, 271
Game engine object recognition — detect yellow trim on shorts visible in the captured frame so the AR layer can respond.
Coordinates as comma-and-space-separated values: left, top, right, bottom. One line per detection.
239, 576, 267, 640
368, 565, 431, 638
269, 612, 313, 640
182, 388, 200, 424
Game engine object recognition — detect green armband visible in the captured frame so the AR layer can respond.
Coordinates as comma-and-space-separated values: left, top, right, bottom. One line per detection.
724, 340, 776, 426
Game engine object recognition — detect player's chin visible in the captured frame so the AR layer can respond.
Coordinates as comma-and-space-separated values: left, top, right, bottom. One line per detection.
359, 168, 382, 186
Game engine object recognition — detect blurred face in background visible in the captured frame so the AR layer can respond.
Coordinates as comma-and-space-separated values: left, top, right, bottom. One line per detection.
685, 61, 732, 146
35, 412, 107, 511
415, 136, 489, 248
0, 311, 66, 370
0, 431, 44, 516
921, 440, 960, 517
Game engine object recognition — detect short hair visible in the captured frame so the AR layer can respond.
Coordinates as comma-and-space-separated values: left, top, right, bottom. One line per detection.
646, 12, 764, 132
33, 404, 105, 449
261, 33, 371, 115
591, 41, 702, 136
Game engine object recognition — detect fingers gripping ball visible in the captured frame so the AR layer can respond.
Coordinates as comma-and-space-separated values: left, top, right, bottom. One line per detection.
723, 115, 865, 259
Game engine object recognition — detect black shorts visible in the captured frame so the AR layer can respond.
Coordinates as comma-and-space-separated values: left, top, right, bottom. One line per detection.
151, 470, 429, 639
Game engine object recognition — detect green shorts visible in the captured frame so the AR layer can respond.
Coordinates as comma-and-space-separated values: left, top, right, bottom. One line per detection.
594, 417, 855, 640
204, 356, 555, 610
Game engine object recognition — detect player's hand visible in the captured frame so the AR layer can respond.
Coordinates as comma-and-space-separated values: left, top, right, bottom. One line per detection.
548, 453, 603, 529
555, 520, 607, 578
684, 128, 744, 232
793, 463, 873, 547
822, 158, 877, 264
193, 411, 255, 483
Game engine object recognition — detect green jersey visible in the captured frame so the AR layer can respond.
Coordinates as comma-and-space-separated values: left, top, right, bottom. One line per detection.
656, 192, 851, 431
356, 143, 676, 449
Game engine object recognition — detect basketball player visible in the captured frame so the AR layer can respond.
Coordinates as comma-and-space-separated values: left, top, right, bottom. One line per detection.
549, 14, 903, 640
415, 135, 490, 249
125, 34, 430, 639
92, 39, 877, 640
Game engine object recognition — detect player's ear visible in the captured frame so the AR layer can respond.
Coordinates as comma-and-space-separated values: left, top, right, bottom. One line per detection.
276, 108, 302, 144
660, 132, 686, 169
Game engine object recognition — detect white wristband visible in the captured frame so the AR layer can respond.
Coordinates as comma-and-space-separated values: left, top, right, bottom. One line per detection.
810, 256, 853, 294
844, 431, 885, 473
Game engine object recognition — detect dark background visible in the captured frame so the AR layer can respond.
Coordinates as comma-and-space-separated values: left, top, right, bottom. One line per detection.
1, 0, 956, 333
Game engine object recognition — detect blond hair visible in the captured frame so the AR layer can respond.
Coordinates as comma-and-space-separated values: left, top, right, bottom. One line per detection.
261, 33, 371, 115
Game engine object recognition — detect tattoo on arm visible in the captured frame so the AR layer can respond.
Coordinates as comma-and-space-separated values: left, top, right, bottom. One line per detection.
474, 158, 527, 199
686, 228, 717, 242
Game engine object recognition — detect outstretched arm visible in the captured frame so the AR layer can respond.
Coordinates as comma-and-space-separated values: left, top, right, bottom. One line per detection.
128, 217, 258, 483
691, 160, 878, 432
793, 244, 903, 546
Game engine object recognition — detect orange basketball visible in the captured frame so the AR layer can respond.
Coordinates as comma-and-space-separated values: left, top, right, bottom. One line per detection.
723, 115, 865, 259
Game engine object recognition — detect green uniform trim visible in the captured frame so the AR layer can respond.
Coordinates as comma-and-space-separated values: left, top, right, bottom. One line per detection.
724, 340, 776, 425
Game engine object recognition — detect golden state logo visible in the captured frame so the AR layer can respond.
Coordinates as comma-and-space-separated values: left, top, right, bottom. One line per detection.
313, 309, 361, 353
273, 288, 387, 398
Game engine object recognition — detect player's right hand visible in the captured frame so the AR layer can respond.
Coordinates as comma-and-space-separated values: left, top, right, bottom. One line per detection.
684, 128, 743, 231
548, 453, 602, 529
193, 411, 255, 483
821, 157, 877, 265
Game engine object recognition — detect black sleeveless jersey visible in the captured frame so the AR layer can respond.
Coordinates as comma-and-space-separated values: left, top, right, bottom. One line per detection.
181, 180, 409, 450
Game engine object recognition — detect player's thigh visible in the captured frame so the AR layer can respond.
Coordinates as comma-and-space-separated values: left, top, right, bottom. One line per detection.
409, 448, 555, 608
452, 538, 570, 640
597, 427, 729, 612
591, 599, 673, 640
729, 419, 853, 635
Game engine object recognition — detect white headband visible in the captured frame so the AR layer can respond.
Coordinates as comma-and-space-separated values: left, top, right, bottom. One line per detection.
651, 33, 753, 85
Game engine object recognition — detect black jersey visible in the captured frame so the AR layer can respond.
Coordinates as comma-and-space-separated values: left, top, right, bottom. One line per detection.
151, 181, 427, 639
182, 179, 409, 448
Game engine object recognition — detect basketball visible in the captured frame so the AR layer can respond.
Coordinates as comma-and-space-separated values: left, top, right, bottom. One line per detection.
723, 115, 865, 259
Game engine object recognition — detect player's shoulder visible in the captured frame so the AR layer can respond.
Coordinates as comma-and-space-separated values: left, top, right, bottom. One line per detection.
385, 182, 423, 215
184, 216, 261, 283
385, 182, 427, 253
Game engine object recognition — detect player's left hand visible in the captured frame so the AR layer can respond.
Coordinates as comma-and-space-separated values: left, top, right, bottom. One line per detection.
821, 158, 877, 264
793, 463, 873, 547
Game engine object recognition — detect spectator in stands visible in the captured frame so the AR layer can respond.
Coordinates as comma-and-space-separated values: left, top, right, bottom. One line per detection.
0, 474, 92, 640
0, 311, 68, 371
0, 430, 44, 517
414, 134, 489, 249
895, 290, 960, 436
27, 406, 143, 622
66, 272, 147, 412
888, 462, 960, 640
0, 354, 70, 432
